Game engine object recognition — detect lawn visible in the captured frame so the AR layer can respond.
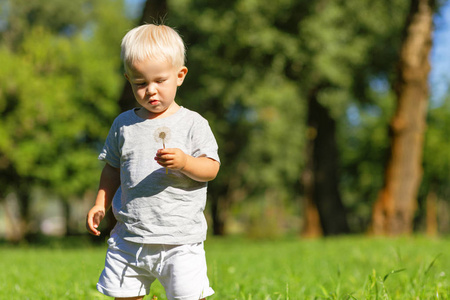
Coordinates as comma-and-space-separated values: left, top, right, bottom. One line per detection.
0, 235, 448, 299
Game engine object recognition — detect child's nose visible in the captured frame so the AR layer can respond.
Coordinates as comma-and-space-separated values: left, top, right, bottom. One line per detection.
146, 84, 157, 95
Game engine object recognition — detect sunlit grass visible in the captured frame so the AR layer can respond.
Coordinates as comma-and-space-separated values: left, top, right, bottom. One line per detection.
0, 235, 448, 299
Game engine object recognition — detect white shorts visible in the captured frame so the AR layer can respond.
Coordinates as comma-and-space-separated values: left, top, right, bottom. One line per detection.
97, 233, 214, 300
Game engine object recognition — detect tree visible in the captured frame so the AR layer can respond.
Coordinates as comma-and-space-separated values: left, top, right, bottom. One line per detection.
166, 0, 309, 235
303, 86, 349, 235
371, 0, 436, 235
295, 0, 409, 235
0, 0, 130, 240
105, 0, 446, 237
418, 98, 450, 234
166, 0, 415, 236
334, 1, 410, 233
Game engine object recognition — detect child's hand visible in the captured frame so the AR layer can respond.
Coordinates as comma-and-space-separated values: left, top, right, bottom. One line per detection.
86, 205, 106, 236
155, 148, 187, 171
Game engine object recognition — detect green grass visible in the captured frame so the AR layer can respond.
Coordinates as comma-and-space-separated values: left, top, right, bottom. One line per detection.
0, 235, 449, 299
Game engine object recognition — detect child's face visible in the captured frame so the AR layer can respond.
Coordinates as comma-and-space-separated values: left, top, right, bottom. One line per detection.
125, 59, 188, 118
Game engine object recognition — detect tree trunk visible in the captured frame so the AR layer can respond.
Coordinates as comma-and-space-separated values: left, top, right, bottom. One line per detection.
16, 185, 32, 240
302, 87, 350, 236
210, 195, 229, 235
209, 164, 247, 235
63, 200, 72, 236
301, 126, 322, 238
371, 0, 434, 235
2, 197, 22, 243
426, 189, 438, 236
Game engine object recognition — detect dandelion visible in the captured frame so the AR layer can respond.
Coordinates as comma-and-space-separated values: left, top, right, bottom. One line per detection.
154, 126, 171, 174
154, 126, 171, 149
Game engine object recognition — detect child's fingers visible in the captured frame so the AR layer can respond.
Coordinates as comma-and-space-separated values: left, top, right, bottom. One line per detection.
157, 148, 179, 155
155, 148, 186, 170
155, 159, 171, 169
86, 218, 96, 235
86, 212, 102, 236
157, 148, 170, 154
91, 220, 101, 236
86, 218, 98, 235
90, 225, 101, 236
155, 152, 173, 164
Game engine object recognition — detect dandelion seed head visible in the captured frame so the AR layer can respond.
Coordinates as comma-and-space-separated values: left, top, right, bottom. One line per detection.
154, 126, 171, 148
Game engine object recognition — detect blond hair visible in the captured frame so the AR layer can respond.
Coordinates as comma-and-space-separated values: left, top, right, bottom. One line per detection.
121, 24, 186, 69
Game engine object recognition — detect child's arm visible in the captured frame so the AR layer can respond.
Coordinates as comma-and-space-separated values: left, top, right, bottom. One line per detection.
155, 148, 220, 182
86, 163, 120, 236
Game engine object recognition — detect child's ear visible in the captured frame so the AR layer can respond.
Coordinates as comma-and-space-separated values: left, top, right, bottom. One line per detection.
177, 67, 188, 86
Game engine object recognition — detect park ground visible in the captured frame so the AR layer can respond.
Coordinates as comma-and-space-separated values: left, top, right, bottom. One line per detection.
1, 235, 449, 299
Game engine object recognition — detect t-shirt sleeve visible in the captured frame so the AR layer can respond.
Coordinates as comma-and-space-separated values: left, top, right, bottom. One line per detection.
191, 117, 220, 164
98, 119, 121, 168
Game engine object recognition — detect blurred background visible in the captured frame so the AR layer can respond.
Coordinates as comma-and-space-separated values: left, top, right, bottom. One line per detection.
0, 0, 449, 244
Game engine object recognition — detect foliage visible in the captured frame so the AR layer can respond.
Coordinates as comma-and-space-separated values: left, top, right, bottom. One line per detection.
339, 92, 397, 231
419, 96, 450, 218
0, 0, 131, 199
422, 97, 450, 191
168, 1, 308, 198
166, 0, 418, 234
0, 236, 449, 299
0, 0, 449, 239
0, 0, 91, 50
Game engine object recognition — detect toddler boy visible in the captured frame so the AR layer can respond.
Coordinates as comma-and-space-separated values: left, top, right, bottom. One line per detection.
86, 24, 220, 300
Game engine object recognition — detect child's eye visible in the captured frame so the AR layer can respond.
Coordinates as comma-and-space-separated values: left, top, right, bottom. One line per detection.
135, 82, 146, 87
156, 79, 167, 83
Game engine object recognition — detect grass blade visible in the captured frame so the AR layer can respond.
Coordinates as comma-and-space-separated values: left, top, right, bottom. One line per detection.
383, 268, 406, 282
425, 253, 442, 275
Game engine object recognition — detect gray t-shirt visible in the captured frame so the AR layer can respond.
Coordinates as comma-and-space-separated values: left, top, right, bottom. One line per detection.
99, 107, 220, 244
